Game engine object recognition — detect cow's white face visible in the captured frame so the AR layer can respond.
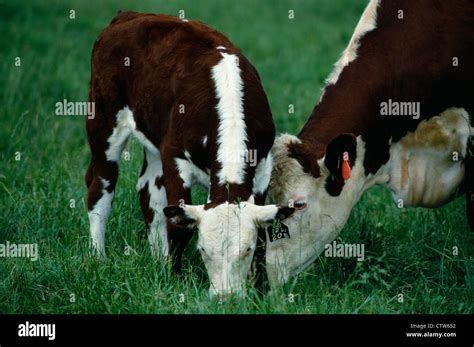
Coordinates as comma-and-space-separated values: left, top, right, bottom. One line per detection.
267, 109, 471, 286
266, 134, 370, 286
164, 202, 294, 298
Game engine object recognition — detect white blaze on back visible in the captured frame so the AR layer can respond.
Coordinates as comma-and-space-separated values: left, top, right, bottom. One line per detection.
326, 0, 380, 86
211, 52, 248, 185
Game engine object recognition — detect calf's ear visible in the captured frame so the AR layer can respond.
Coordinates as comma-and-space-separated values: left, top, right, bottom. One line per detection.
253, 205, 295, 225
163, 205, 203, 228
324, 133, 357, 196
274, 206, 295, 221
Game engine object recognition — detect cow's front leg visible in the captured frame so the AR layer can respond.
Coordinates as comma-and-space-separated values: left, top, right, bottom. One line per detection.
162, 153, 194, 273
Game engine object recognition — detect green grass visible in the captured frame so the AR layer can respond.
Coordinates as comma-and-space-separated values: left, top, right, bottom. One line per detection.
0, 0, 473, 314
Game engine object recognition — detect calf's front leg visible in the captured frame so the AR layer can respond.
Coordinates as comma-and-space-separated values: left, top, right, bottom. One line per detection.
162, 154, 194, 273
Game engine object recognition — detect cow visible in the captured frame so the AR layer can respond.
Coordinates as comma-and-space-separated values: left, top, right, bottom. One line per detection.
85, 11, 294, 297
265, 0, 474, 287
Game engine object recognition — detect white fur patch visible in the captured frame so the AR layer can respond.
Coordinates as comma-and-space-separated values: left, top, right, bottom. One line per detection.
136, 150, 163, 192
326, 0, 380, 86
385, 108, 472, 207
211, 52, 248, 185
105, 108, 132, 161
105, 106, 158, 162
175, 151, 210, 189
216, 46, 227, 50
137, 150, 169, 257
88, 178, 114, 258
253, 153, 273, 195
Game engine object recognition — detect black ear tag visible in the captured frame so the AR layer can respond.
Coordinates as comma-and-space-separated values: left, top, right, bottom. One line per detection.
466, 137, 474, 231
266, 219, 290, 242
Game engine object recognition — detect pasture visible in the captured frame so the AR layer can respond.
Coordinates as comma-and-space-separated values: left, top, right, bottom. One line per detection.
0, 0, 473, 313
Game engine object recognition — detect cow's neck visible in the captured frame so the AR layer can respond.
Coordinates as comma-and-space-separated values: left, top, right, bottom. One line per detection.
297, 82, 373, 158
297, 102, 471, 209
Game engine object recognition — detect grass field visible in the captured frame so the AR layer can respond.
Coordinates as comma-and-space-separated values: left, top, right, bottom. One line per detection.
0, 0, 473, 314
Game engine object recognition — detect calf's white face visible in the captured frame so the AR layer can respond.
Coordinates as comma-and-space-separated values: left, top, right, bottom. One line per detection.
164, 202, 294, 297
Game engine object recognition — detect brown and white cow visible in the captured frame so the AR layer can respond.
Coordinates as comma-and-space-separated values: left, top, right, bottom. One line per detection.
85, 11, 294, 297
265, 0, 474, 286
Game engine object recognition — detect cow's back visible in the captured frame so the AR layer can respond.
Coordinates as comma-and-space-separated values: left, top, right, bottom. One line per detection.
89, 12, 273, 151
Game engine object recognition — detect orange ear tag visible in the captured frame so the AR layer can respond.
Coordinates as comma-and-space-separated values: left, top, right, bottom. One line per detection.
342, 151, 351, 181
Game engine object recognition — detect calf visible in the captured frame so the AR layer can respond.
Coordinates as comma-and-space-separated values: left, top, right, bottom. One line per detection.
266, 0, 474, 286
85, 11, 294, 297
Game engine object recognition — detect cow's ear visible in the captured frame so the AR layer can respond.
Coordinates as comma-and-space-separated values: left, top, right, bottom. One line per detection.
324, 133, 357, 196
163, 205, 203, 228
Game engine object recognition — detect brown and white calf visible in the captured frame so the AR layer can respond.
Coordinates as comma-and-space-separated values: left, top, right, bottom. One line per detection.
266, 0, 474, 286
85, 11, 294, 296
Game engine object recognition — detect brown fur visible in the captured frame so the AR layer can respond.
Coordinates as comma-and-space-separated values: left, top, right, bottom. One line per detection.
294, 0, 474, 195
86, 12, 274, 271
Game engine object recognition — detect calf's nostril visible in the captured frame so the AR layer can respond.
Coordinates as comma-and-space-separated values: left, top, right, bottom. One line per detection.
216, 292, 238, 304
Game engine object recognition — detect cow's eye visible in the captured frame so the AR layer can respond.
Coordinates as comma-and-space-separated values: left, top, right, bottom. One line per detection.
294, 200, 307, 210
198, 246, 206, 254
